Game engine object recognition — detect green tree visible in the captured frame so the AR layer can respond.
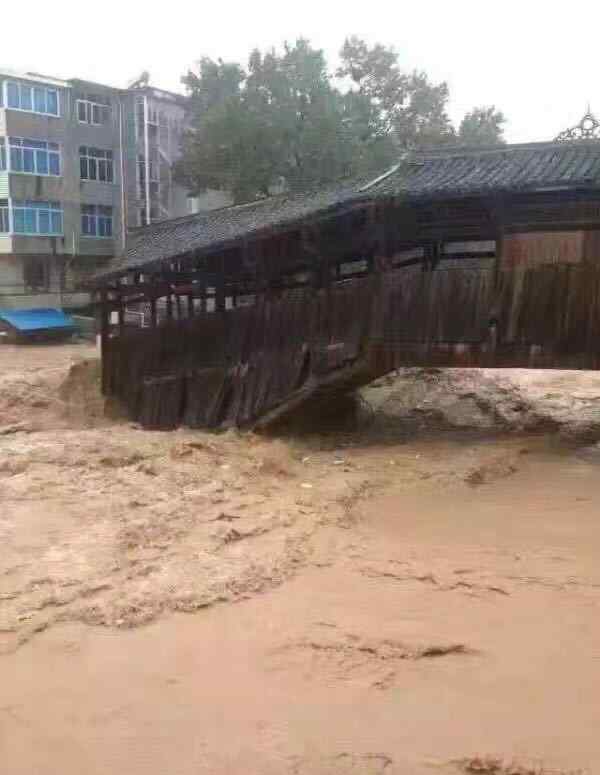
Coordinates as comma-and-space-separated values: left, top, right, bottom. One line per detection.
176, 38, 508, 203
178, 40, 358, 202
458, 106, 506, 146
337, 36, 455, 149
182, 57, 245, 114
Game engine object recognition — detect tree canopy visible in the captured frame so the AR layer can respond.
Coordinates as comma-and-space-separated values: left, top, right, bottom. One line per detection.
458, 106, 507, 147
177, 37, 507, 204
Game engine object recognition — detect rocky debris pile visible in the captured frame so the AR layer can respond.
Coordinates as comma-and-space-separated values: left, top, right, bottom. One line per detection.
363, 368, 600, 442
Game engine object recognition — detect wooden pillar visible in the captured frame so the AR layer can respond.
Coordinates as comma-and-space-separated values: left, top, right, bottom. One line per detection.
302, 226, 332, 291
99, 290, 110, 395
187, 294, 194, 318
150, 297, 157, 327
215, 256, 226, 312
117, 300, 125, 337
166, 293, 173, 319
373, 200, 389, 265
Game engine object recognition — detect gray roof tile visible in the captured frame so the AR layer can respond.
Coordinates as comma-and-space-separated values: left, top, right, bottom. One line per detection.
92, 140, 600, 284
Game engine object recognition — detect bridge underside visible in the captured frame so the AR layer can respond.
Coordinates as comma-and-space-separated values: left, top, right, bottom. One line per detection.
97, 191, 600, 429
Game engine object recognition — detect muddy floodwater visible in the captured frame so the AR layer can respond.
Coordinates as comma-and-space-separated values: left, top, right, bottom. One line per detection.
1, 345, 599, 774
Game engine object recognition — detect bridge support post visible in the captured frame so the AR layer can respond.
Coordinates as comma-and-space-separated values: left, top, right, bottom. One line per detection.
99, 290, 110, 395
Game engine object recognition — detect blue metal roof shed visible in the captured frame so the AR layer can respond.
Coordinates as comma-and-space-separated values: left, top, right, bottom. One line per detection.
0, 308, 77, 338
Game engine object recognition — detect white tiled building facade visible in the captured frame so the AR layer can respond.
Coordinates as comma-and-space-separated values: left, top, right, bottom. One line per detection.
0, 70, 228, 310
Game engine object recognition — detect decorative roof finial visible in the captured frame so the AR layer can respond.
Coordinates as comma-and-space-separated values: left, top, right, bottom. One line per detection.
556, 109, 600, 141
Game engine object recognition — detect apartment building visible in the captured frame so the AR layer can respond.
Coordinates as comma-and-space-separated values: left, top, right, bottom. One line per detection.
0, 69, 202, 310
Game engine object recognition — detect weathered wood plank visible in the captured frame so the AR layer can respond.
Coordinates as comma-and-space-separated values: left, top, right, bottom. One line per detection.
101, 227, 600, 430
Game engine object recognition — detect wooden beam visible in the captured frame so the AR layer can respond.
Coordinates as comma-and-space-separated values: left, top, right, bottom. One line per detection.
99, 290, 110, 395
215, 255, 226, 311
118, 302, 125, 337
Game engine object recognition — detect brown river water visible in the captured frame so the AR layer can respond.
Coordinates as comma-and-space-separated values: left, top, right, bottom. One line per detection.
2, 429, 599, 774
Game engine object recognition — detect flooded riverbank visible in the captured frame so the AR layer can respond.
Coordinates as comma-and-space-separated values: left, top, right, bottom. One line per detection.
1, 345, 598, 773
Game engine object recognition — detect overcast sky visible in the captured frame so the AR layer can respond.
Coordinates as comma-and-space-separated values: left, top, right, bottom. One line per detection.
3, 0, 599, 143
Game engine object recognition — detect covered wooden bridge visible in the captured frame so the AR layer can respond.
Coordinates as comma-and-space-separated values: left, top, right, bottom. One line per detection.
90, 138, 600, 429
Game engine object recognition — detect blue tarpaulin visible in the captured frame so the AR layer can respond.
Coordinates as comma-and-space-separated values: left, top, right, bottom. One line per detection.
0, 308, 76, 333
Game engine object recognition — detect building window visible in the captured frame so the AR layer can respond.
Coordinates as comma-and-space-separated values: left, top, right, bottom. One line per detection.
0, 139, 6, 171
4, 81, 59, 116
81, 204, 113, 237
80, 146, 114, 183
12, 200, 63, 235
76, 99, 111, 125
8, 137, 60, 176
0, 199, 9, 233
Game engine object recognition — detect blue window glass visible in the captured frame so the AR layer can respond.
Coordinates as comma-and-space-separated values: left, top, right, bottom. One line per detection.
20, 86, 32, 111
51, 211, 62, 234
5, 83, 59, 116
13, 210, 25, 232
46, 90, 58, 116
38, 210, 50, 233
13, 202, 62, 235
35, 150, 48, 175
7, 82, 19, 108
81, 205, 111, 237
33, 88, 46, 113
49, 153, 60, 176
10, 147, 22, 171
24, 209, 36, 233
23, 149, 35, 173
0, 201, 8, 232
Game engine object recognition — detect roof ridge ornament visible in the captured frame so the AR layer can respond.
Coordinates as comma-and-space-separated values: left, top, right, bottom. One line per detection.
556, 109, 600, 141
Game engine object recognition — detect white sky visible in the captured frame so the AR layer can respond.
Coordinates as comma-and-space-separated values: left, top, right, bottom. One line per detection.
4, 0, 599, 143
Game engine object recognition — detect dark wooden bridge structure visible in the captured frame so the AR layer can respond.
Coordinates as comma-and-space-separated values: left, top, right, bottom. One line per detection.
90, 138, 600, 430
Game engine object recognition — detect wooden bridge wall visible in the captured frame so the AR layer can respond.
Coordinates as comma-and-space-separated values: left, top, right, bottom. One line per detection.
103, 253, 600, 429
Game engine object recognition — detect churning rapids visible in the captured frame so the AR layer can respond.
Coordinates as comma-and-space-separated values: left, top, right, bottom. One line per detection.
1, 343, 599, 774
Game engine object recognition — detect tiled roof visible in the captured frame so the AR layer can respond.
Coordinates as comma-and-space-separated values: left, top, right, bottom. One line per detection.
368, 141, 600, 199
97, 181, 365, 281
91, 140, 600, 284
